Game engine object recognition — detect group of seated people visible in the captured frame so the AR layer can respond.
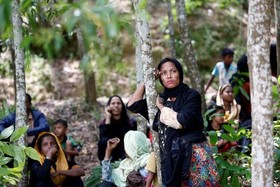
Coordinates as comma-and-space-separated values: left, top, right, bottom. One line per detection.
0, 93, 85, 187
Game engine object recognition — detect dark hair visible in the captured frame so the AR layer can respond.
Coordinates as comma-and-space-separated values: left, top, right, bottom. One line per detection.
26, 93, 32, 103
237, 54, 248, 73
270, 43, 277, 76
221, 48, 234, 57
206, 105, 225, 131
54, 119, 68, 128
37, 133, 57, 152
107, 95, 129, 121
157, 57, 184, 84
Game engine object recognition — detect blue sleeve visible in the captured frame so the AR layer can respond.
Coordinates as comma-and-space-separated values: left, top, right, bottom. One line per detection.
101, 159, 113, 183
27, 111, 49, 136
211, 64, 219, 77
0, 113, 16, 132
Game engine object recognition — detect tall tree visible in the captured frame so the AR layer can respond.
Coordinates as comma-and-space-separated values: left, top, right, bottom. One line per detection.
134, 18, 148, 133
247, 0, 274, 186
175, 0, 206, 112
131, 0, 162, 184
166, 0, 176, 57
11, 0, 28, 186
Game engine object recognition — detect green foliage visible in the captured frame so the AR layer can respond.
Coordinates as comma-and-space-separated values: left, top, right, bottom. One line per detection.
0, 102, 40, 186
85, 160, 120, 187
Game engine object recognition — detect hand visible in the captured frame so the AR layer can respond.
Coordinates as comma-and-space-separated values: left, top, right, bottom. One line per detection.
153, 68, 161, 80
105, 106, 112, 118
156, 95, 164, 110
107, 137, 120, 151
46, 146, 58, 159
51, 171, 60, 177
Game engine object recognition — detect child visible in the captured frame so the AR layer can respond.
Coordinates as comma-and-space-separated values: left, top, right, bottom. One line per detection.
205, 48, 237, 92
206, 105, 237, 153
29, 132, 84, 187
53, 119, 79, 162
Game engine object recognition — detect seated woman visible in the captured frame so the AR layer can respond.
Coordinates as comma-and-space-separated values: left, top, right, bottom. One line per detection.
101, 130, 150, 187
98, 95, 137, 162
216, 84, 241, 127
29, 132, 85, 187
206, 105, 237, 153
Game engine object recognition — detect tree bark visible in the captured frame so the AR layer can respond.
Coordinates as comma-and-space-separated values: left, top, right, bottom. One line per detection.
275, 0, 280, 77
135, 21, 148, 134
76, 27, 97, 105
247, 0, 274, 186
131, 0, 162, 185
166, 0, 176, 57
175, 0, 206, 112
11, 0, 28, 186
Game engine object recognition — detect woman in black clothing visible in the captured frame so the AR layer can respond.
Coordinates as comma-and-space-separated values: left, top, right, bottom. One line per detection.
29, 132, 84, 187
127, 58, 219, 187
97, 95, 137, 162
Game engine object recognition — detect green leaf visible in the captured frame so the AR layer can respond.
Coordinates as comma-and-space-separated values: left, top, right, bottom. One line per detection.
1, 143, 14, 157
223, 125, 236, 135
10, 126, 28, 142
239, 86, 250, 100
25, 147, 40, 161
231, 174, 240, 187
208, 131, 218, 145
0, 167, 11, 176
10, 145, 25, 163
0, 157, 13, 166
0, 125, 14, 140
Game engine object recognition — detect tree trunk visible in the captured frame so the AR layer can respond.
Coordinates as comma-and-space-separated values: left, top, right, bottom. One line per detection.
166, 0, 176, 57
131, 0, 162, 185
135, 23, 148, 134
275, 0, 280, 77
76, 27, 97, 105
175, 0, 206, 112
247, 0, 274, 186
11, 0, 28, 186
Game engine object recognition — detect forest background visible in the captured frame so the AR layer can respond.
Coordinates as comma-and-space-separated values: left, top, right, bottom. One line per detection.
0, 0, 278, 186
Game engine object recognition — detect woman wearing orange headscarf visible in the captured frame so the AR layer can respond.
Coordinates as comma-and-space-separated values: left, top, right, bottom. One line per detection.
29, 132, 84, 187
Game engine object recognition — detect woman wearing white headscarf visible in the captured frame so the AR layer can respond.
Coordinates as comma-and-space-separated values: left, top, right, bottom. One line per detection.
101, 130, 150, 187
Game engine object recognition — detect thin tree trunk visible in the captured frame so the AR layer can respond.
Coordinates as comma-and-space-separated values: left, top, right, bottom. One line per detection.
135, 24, 148, 134
275, 0, 280, 77
175, 0, 206, 112
166, 0, 176, 57
76, 27, 97, 105
247, 0, 274, 186
131, 0, 162, 185
11, 0, 28, 186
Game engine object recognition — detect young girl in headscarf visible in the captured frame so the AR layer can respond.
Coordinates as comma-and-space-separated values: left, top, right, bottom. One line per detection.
127, 58, 219, 186
216, 84, 241, 126
29, 132, 84, 187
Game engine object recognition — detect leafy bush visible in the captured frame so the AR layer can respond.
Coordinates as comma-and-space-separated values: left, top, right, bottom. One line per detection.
0, 126, 40, 186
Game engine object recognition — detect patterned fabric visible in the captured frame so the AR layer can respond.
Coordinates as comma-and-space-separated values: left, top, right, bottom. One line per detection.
182, 141, 220, 187
211, 62, 237, 87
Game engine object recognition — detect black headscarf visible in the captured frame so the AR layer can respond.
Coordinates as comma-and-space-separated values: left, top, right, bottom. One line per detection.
157, 57, 188, 100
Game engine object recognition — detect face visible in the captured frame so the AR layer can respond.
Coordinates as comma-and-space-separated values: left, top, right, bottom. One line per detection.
108, 97, 123, 116
223, 54, 234, 66
221, 86, 234, 102
53, 123, 67, 138
212, 109, 225, 124
159, 62, 180, 89
40, 135, 58, 157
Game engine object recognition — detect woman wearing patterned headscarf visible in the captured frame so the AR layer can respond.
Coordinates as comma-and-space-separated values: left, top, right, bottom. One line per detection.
29, 132, 84, 187
127, 58, 219, 186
